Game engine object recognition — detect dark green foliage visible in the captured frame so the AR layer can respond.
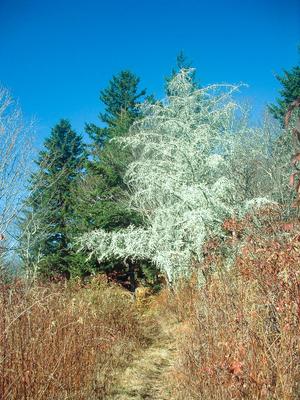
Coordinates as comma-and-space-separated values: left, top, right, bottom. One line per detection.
268, 56, 300, 125
79, 71, 146, 233
98, 70, 146, 126
85, 70, 146, 146
267, 52, 300, 209
20, 119, 85, 277
73, 71, 152, 282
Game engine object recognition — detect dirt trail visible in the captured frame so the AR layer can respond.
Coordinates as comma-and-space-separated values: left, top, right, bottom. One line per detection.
107, 316, 177, 400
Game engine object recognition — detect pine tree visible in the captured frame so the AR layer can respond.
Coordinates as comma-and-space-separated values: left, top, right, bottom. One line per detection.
269, 53, 300, 125
20, 119, 85, 278
165, 51, 198, 95
85, 70, 146, 147
99, 70, 146, 126
79, 70, 147, 233
266, 53, 300, 209
73, 71, 155, 287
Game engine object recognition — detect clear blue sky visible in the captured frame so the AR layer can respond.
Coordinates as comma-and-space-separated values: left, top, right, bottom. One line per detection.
0, 0, 299, 145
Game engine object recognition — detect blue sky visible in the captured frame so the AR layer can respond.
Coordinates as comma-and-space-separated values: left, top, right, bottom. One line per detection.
0, 0, 299, 146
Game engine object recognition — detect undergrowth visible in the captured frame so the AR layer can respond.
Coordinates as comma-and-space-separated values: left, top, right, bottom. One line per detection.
159, 209, 300, 399
1, 209, 299, 400
0, 276, 155, 400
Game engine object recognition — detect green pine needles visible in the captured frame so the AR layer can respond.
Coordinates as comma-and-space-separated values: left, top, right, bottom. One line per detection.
20, 119, 85, 278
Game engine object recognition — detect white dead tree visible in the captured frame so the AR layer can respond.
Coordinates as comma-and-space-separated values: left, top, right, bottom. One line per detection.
79, 70, 277, 283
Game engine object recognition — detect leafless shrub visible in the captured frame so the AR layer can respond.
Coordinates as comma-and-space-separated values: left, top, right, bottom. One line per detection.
0, 276, 155, 399
163, 211, 300, 399
0, 86, 33, 259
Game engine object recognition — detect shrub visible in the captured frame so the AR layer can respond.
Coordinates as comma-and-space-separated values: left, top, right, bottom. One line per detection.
0, 276, 154, 399
165, 212, 300, 399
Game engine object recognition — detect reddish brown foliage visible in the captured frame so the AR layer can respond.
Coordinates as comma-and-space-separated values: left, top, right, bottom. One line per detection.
164, 210, 300, 399
0, 277, 153, 400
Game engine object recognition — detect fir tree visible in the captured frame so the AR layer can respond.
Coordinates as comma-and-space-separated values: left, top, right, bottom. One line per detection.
269, 52, 300, 125
20, 119, 85, 278
165, 51, 198, 94
85, 70, 146, 147
267, 52, 300, 209
73, 71, 154, 286
99, 70, 146, 125
80, 70, 147, 233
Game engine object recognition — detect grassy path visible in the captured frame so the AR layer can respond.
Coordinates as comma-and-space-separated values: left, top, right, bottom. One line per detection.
107, 314, 176, 400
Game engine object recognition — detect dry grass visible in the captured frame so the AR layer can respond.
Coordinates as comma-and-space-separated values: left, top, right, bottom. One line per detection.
161, 212, 300, 400
1, 209, 300, 399
0, 276, 155, 400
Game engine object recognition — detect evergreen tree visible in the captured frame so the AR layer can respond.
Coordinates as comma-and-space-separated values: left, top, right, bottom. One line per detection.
80, 70, 147, 233
20, 119, 85, 278
266, 52, 300, 209
165, 51, 198, 94
269, 53, 300, 125
73, 71, 155, 286
85, 70, 146, 147
99, 70, 146, 125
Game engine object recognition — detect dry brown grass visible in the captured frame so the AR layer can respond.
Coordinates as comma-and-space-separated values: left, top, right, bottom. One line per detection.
161, 212, 300, 400
1, 209, 300, 399
0, 276, 154, 400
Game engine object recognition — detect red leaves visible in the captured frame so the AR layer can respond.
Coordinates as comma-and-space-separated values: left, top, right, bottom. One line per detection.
229, 360, 243, 376
171, 206, 300, 400
289, 172, 297, 186
281, 222, 294, 232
